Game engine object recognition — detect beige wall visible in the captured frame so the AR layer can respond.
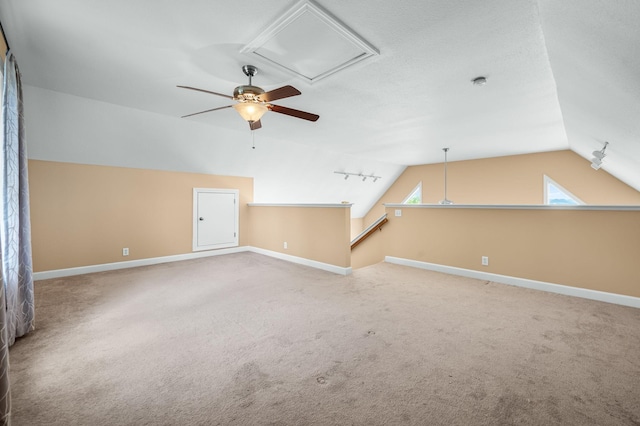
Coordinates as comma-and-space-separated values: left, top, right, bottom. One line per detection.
29, 160, 253, 272
350, 217, 364, 240
248, 206, 351, 268
351, 225, 386, 269
364, 150, 640, 226
382, 206, 640, 298
28, 156, 640, 300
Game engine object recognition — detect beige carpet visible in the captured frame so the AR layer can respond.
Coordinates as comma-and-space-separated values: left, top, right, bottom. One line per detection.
9, 252, 640, 425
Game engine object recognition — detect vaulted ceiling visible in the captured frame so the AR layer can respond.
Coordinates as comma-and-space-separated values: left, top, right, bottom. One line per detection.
1, 0, 639, 217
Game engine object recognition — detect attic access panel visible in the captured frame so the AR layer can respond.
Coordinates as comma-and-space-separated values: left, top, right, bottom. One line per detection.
241, 0, 379, 84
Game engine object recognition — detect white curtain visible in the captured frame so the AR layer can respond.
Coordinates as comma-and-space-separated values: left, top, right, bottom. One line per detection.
0, 50, 35, 425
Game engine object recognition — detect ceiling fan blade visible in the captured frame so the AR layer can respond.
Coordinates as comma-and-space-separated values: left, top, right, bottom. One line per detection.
249, 120, 262, 130
181, 105, 233, 118
177, 85, 234, 100
257, 85, 301, 102
268, 104, 319, 122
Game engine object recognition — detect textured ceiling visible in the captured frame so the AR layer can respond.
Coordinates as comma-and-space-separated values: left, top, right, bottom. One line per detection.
1, 0, 639, 217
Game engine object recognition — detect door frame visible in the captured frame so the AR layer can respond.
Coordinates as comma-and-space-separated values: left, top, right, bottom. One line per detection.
192, 188, 239, 252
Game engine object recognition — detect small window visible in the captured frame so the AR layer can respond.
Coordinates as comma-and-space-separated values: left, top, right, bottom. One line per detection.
403, 182, 422, 204
544, 175, 584, 205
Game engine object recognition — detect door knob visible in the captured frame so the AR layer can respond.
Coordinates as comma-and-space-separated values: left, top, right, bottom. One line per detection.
199, 217, 204, 221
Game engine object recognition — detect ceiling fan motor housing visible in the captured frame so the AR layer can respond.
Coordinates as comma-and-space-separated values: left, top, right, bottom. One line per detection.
233, 85, 265, 102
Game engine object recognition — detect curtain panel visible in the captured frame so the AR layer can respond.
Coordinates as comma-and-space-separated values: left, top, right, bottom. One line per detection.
1, 50, 34, 345
0, 50, 35, 425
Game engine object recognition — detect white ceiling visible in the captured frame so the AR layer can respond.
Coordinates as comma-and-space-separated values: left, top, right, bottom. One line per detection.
1, 0, 639, 217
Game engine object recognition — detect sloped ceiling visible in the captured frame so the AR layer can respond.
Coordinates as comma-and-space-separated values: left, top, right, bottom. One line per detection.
0, 0, 638, 218
538, 0, 640, 191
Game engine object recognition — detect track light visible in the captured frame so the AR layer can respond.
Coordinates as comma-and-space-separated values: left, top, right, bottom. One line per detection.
334, 171, 382, 182
590, 142, 609, 170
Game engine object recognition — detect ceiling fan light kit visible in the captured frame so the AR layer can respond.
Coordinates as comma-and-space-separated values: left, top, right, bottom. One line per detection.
233, 102, 268, 123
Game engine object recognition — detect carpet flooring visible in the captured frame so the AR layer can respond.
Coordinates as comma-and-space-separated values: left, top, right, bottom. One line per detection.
8, 252, 640, 425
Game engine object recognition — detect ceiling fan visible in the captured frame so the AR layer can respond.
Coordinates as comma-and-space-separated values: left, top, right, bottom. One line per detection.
177, 65, 319, 130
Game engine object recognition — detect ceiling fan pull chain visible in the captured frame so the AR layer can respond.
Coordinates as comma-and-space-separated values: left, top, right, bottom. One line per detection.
252, 130, 256, 149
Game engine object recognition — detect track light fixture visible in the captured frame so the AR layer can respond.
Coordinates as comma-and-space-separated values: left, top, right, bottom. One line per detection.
334, 171, 382, 182
590, 142, 609, 170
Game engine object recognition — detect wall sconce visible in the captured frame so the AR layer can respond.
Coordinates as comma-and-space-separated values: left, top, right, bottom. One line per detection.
591, 142, 609, 170
334, 171, 381, 182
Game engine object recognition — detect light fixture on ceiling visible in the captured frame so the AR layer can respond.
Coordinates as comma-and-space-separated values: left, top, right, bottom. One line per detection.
177, 64, 319, 131
439, 148, 454, 205
232, 102, 268, 123
232, 65, 268, 125
590, 141, 609, 170
334, 171, 381, 182
472, 76, 487, 86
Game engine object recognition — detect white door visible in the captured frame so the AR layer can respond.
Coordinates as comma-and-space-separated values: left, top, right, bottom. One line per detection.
193, 188, 239, 251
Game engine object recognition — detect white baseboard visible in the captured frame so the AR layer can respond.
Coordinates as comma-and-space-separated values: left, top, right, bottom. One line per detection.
34, 246, 352, 280
34, 247, 250, 280
385, 256, 640, 309
249, 247, 352, 276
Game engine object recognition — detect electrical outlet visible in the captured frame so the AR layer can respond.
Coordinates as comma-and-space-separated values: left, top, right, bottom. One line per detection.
481, 256, 489, 266
284, 242, 288, 249
123, 248, 129, 256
